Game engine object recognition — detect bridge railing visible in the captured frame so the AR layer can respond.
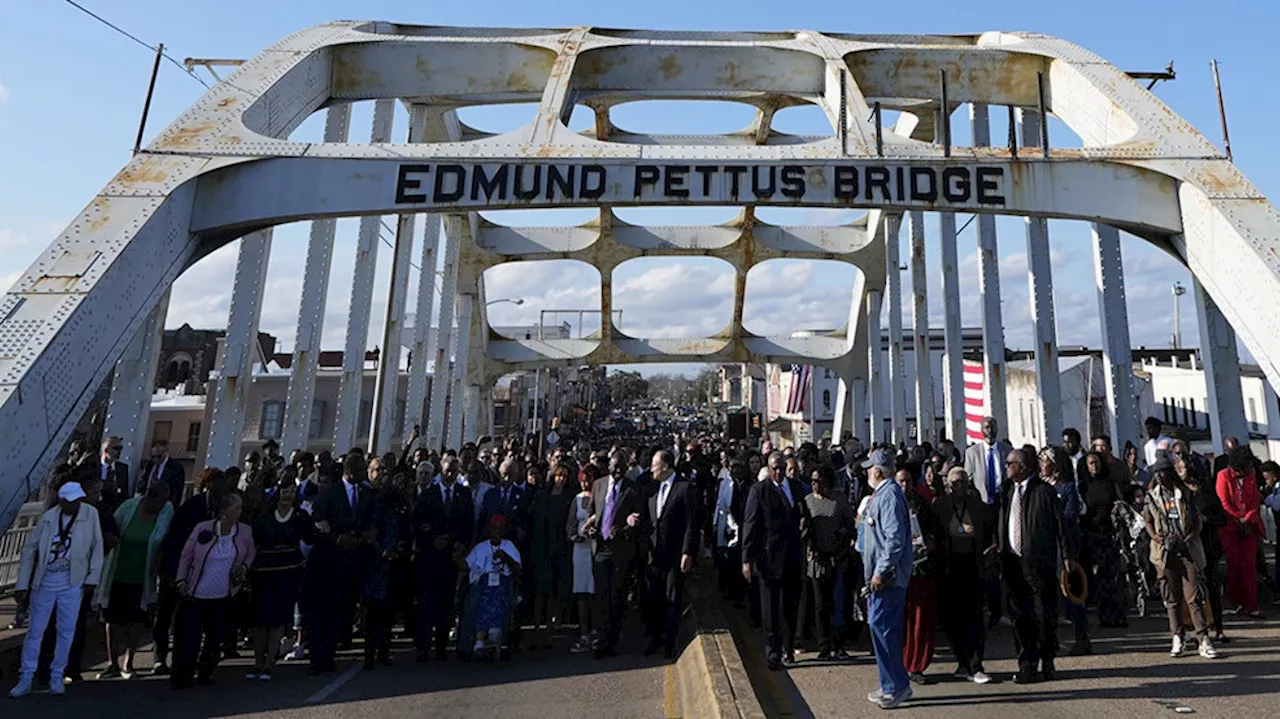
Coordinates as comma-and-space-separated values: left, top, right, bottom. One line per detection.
0, 502, 42, 594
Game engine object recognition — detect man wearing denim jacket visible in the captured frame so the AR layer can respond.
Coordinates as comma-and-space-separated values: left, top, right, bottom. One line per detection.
858, 448, 914, 710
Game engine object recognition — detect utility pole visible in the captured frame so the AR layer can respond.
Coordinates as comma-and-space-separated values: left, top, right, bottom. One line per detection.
1211, 60, 1233, 161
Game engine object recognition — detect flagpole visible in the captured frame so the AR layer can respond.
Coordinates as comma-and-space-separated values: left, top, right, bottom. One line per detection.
809, 365, 817, 443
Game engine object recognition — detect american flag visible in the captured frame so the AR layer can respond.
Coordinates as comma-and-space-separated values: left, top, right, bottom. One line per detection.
963, 359, 985, 441
786, 364, 811, 414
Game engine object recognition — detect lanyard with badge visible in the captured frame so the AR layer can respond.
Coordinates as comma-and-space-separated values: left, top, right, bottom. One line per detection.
488, 546, 504, 587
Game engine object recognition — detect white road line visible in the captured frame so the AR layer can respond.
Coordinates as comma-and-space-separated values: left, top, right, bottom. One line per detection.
306, 664, 363, 704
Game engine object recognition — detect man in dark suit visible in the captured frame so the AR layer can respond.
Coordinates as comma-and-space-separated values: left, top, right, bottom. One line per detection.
998, 447, 1068, 684
97, 436, 130, 513
413, 455, 474, 662
741, 451, 806, 671
589, 449, 647, 659
644, 450, 698, 658
139, 439, 186, 506
306, 453, 373, 674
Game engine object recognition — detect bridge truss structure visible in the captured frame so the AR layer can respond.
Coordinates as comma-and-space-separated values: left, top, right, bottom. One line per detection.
1, 22, 1275, 532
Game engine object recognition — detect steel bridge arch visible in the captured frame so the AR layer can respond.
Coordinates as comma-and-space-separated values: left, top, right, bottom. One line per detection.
1, 22, 1278, 533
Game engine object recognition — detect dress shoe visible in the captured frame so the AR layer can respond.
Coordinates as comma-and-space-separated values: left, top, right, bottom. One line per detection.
783, 651, 797, 666
1012, 671, 1041, 684
1041, 661, 1056, 681
909, 671, 933, 685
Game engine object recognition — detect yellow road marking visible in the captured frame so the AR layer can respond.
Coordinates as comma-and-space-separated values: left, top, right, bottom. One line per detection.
664, 663, 681, 718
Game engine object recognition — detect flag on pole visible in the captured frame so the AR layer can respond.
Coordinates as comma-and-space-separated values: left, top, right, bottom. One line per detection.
963, 359, 985, 441
786, 364, 811, 414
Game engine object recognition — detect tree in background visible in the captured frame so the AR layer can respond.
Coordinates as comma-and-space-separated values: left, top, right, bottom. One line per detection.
608, 369, 650, 404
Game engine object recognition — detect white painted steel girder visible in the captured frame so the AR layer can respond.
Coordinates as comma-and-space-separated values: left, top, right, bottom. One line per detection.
1019, 109, 1063, 444
865, 290, 886, 444
332, 99, 396, 455
5, 22, 1280, 536
971, 104, 1009, 438
425, 216, 461, 451
1194, 279, 1249, 453
448, 294, 475, 449
103, 289, 171, 486
884, 215, 907, 445
937, 212, 965, 445
1091, 223, 1141, 451
405, 215, 441, 433
280, 104, 352, 455
908, 211, 935, 445
205, 229, 273, 470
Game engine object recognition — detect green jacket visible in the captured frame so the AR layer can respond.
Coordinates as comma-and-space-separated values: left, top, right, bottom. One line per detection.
93, 497, 174, 611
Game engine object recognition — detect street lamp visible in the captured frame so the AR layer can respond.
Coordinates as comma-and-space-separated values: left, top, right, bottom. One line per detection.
1172, 282, 1186, 349
487, 297, 525, 307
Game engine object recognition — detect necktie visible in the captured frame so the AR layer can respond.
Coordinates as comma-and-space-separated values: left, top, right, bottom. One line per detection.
986, 446, 998, 503
657, 482, 669, 518
349, 484, 357, 511
445, 486, 452, 505
1011, 483, 1024, 556
602, 482, 618, 540
778, 482, 791, 508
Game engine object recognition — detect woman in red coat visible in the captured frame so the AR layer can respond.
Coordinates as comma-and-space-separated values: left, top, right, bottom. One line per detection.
1215, 447, 1265, 618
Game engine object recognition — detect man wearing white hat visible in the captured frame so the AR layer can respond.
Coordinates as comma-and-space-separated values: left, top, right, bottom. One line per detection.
10, 476, 104, 698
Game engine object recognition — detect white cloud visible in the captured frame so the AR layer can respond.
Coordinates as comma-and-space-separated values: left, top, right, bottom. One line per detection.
0, 229, 28, 253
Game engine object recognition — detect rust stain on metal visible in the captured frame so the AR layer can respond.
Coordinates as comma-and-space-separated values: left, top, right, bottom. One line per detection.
1191, 162, 1243, 195
116, 158, 171, 186
333, 48, 385, 94
160, 122, 217, 148
31, 276, 80, 292
216, 97, 236, 108
658, 54, 683, 81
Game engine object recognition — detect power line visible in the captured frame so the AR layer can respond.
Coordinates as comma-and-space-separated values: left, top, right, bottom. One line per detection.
62, 0, 209, 89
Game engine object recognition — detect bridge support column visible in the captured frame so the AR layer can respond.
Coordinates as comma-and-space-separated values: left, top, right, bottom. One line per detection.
280, 105, 350, 456
834, 376, 867, 444
909, 211, 935, 445
884, 214, 907, 445
1090, 223, 1141, 451
333, 98, 396, 454
205, 229, 273, 470
971, 103, 1009, 438
447, 293, 474, 449
1195, 278, 1249, 453
866, 290, 885, 444
405, 216, 441, 437
104, 289, 171, 484
1019, 109, 1064, 445
938, 212, 966, 444
426, 217, 460, 451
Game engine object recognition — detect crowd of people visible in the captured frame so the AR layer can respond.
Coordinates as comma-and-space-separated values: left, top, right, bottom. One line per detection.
6, 414, 1275, 712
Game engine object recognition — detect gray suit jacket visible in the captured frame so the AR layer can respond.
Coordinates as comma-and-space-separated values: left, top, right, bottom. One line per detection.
964, 439, 1013, 505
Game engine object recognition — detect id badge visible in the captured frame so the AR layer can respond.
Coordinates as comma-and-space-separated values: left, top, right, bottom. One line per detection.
488, 570, 500, 587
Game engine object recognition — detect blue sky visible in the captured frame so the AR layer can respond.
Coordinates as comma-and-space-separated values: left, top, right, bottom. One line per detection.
2, 0, 1278, 378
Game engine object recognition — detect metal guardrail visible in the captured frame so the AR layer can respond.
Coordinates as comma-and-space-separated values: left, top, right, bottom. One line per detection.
0, 502, 42, 594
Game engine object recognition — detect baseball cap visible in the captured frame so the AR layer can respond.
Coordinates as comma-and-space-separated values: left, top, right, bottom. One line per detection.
58, 482, 87, 502
861, 448, 894, 472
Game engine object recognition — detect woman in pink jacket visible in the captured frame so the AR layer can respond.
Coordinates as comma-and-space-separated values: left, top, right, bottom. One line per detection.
171, 492, 256, 689
1216, 447, 1265, 618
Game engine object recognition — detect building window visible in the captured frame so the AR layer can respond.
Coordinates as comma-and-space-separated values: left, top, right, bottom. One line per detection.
1031, 400, 1038, 439
153, 420, 172, 443
1163, 399, 1171, 424
309, 399, 326, 439
1248, 398, 1258, 431
259, 400, 284, 439
1189, 398, 1197, 429
1182, 399, 1190, 427
186, 422, 201, 453
1018, 399, 1026, 437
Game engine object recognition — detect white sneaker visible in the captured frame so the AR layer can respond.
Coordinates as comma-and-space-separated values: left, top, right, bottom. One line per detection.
867, 687, 886, 703
969, 671, 992, 684
878, 686, 914, 709
48, 675, 65, 696
1199, 638, 1219, 659
8, 677, 32, 699
1170, 635, 1185, 657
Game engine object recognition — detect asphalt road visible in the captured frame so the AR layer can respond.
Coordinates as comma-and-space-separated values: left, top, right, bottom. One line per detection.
727, 602, 1280, 719
7, 626, 674, 719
